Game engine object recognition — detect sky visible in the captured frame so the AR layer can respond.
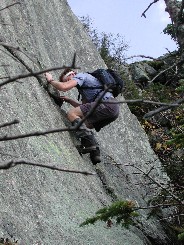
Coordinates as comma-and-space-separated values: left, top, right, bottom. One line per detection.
67, 0, 178, 62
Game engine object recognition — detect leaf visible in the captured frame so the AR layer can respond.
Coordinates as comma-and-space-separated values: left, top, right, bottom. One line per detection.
155, 143, 162, 150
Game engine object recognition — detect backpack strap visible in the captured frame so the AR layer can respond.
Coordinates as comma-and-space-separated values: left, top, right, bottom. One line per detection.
76, 84, 81, 101
76, 83, 104, 102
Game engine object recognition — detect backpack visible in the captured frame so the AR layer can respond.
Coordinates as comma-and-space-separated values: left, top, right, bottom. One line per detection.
89, 68, 124, 97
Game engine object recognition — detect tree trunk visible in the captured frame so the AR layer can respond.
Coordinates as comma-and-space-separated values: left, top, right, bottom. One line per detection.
164, 0, 184, 51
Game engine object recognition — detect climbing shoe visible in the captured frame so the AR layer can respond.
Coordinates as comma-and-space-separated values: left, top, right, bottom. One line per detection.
90, 147, 101, 165
72, 118, 101, 164
76, 144, 96, 154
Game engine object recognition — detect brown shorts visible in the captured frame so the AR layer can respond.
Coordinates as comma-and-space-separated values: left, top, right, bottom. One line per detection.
80, 98, 119, 132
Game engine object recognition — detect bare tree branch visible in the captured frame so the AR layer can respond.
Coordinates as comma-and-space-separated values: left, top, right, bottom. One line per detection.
0, 38, 79, 88
0, 64, 80, 87
0, 22, 14, 26
125, 54, 160, 61
126, 163, 183, 204
103, 99, 179, 107
0, 42, 20, 50
0, 159, 96, 175
0, 42, 42, 66
0, 126, 75, 141
0, 2, 21, 12
141, 0, 160, 18
148, 62, 178, 85
0, 119, 19, 129
0, 95, 181, 142
143, 96, 184, 119
136, 202, 183, 210
0, 76, 10, 80
0, 47, 20, 63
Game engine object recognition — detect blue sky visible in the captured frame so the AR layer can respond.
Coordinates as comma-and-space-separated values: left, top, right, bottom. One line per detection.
67, 0, 178, 62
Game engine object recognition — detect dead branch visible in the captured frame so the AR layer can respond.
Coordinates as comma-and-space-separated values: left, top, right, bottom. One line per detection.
0, 65, 80, 87
148, 63, 178, 85
0, 76, 10, 80
102, 99, 179, 107
0, 119, 19, 129
0, 22, 13, 26
125, 54, 160, 61
0, 42, 20, 50
0, 126, 74, 141
136, 202, 183, 210
141, 0, 160, 18
143, 96, 184, 119
0, 41, 41, 66
0, 95, 181, 142
0, 159, 96, 175
158, 213, 184, 221
0, 2, 21, 12
0, 47, 20, 63
126, 163, 183, 204
0, 41, 79, 88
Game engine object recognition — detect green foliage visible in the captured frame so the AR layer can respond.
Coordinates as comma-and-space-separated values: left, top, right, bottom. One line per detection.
163, 24, 177, 43
146, 60, 165, 70
79, 15, 100, 49
124, 78, 141, 100
143, 83, 172, 103
79, 15, 129, 68
166, 80, 184, 149
167, 127, 184, 147
80, 200, 139, 228
176, 79, 184, 92
178, 231, 184, 241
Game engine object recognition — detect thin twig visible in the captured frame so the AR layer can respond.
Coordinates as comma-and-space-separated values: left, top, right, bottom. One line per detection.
143, 96, 184, 119
0, 126, 75, 141
0, 42, 40, 67
0, 119, 19, 129
125, 54, 160, 61
0, 76, 10, 80
141, 0, 159, 18
0, 65, 80, 87
135, 202, 183, 211
0, 95, 181, 141
0, 42, 20, 50
127, 164, 183, 204
148, 63, 177, 84
0, 159, 96, 175
0, 22, 13, 26
0, 48, 20, 63
0, 2, 21, 12
102, 99, 179, 107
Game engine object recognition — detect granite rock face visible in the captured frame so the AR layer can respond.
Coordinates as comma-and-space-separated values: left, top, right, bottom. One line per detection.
0, 1, 169, 244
